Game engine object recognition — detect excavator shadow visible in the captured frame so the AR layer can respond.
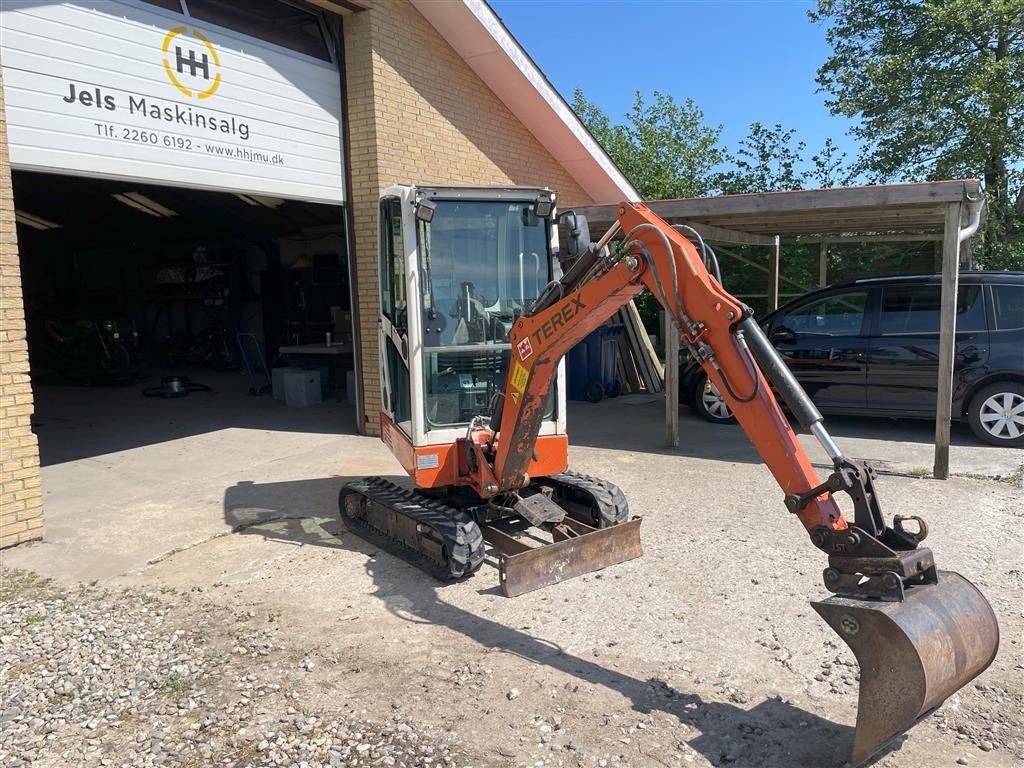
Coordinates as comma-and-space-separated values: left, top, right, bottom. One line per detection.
223, 476, 900, 768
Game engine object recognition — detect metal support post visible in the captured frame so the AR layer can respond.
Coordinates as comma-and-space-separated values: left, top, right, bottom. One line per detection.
933, 202, 963, 479
665, 310, 679, 447
768, 235, 781, 310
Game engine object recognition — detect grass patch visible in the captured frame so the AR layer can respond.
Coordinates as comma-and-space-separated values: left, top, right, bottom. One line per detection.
158, 672, 193, 695
952, 467, 1024, 485
0, 568, 61, 603
25, 611, 46, 624
909, 467, 931, 477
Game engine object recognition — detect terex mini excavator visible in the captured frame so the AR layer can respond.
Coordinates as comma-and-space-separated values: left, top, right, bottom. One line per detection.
339, 185, 999, 766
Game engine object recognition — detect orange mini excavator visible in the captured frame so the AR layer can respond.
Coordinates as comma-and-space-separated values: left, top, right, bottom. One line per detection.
339, 185, 998, 766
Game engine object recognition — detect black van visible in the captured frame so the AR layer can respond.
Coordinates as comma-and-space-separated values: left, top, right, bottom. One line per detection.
680, 272, 1024, 447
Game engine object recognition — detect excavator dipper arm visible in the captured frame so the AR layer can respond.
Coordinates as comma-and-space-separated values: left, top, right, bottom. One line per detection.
477, 201, 998, 767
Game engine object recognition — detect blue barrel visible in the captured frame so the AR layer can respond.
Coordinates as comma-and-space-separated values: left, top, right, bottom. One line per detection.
567, 325, 623, 402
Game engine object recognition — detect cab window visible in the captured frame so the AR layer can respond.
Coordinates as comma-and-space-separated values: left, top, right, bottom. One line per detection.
379, 197, 406, 327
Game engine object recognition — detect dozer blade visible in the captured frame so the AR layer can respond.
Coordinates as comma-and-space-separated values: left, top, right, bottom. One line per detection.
484, 517, 642, 597
812, 570, 999, 767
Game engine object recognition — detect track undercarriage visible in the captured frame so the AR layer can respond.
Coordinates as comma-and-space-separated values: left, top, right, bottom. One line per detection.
338, 470, 642, 596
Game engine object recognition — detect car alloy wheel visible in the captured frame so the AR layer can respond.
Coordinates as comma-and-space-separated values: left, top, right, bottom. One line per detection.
968, 382, 1024, 447
978, 391, 1024, 441
694, 376, 735, 423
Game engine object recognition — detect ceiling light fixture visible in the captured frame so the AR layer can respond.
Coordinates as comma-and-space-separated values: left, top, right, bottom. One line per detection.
236, 193, 284, 209
14, 210, 61, 230
112, 192, 178, 217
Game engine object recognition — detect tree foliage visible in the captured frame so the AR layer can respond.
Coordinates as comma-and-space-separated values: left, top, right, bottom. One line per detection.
720, 122, 808, 193
571, 88, 727, 199
811, 0, 1024, 268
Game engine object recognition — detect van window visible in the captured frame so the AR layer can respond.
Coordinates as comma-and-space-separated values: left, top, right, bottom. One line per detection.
992, 285, 1024, 330
781, 290, 867, 337
878, 285, 985, 334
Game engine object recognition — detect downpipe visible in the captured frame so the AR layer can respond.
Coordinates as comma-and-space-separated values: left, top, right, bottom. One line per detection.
959, 192, 984, 244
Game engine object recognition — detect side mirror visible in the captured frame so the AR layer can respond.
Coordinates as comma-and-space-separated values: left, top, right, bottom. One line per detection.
771, 325, 798, 344
560, 212, 592, 257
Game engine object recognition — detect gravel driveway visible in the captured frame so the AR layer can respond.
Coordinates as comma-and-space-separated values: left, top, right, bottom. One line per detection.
0, 568, 464, 768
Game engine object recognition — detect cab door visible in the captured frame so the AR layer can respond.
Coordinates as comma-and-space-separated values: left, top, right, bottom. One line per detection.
378, 196, 412, 432
765, 287, 870, 410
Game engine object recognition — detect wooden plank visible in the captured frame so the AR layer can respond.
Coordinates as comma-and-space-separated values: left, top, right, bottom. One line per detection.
688, 207, 950, 231
713, 243, 815, 297
648, 181, 978, 218
617, 308, 650, 391
676, 221, 775, 246
626, 300, 664, 388
768, 236, 781, 310
932, 202, 963, 480
665, 311, 679, 447
574, 181, 980, 234
615, 352, 631, 394
790, 233, 944, 244
615, 312, 643, 392
620, 305, 661, 392
576, 204, 950, 233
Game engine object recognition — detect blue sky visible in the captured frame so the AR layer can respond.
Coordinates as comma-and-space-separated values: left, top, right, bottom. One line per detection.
489, 0, 861, 167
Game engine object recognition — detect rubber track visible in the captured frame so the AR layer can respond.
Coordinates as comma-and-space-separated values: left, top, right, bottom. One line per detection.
542, 469, 630, 529
339, 477, 485, 581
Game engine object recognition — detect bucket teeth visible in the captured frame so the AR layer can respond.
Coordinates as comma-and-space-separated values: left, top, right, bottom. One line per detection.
812, 570, 999, 767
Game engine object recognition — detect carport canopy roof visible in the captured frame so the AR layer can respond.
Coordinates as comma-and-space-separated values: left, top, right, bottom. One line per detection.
575, 179, 984, 240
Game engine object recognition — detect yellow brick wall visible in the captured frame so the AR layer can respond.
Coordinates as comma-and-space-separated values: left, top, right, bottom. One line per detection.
344, 0, 594, 434
0, 62, 43, 548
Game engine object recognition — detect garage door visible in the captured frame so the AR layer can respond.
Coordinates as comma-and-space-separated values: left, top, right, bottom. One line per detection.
0, 0, 344, 204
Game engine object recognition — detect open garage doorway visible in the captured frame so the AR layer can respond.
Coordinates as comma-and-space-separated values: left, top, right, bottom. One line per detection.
14, 170, 358, 468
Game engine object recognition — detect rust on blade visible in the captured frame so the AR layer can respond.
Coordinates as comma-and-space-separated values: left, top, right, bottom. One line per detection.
485, 517, 643, 598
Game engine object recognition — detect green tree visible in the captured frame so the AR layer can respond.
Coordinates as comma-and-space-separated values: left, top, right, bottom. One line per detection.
572, 89, 730, 342
571, 88, 727, 199
811, 0, 1024, 268
809, 137, 856, 189
720, 122, 807, 193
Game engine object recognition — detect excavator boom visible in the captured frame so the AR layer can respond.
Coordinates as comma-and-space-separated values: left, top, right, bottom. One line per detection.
475, 201, 999, 766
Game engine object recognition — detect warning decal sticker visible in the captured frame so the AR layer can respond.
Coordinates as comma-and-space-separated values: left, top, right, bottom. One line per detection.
509, 361, 529, 403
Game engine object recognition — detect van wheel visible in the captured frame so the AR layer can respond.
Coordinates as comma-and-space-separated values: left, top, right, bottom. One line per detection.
692, 375, 736, 424
967, 382, 1024, 447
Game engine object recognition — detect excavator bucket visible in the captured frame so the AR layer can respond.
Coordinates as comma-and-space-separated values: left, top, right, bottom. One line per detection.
483, 516, 643, 597
812, 570, 999, 767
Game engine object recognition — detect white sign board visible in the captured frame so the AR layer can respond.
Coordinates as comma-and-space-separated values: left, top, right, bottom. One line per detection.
0, 0, 345, 203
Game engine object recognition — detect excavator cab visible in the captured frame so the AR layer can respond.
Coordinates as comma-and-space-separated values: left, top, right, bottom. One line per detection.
340, 185, 642, 593
376, 185, 563, 457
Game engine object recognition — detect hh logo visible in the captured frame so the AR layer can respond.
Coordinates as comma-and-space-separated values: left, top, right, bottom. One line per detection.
516, 337, 534, 361
162, 26, 221, 99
